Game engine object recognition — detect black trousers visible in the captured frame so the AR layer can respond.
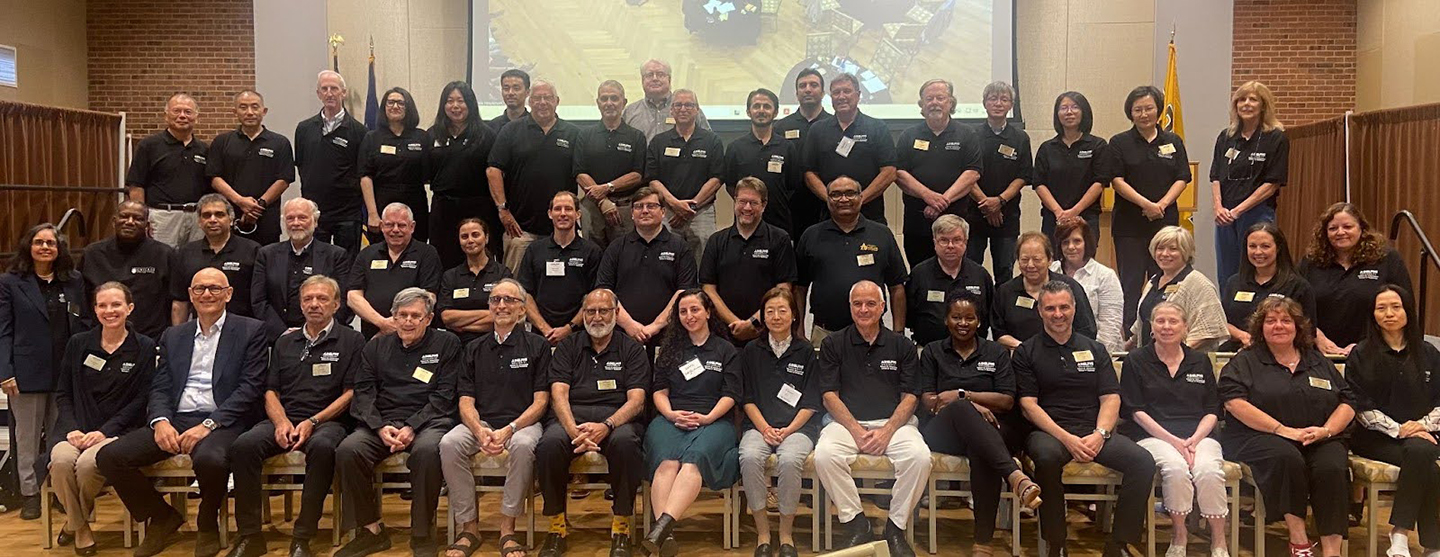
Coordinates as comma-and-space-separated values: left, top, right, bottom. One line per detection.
236, 206, 282, 246
921, 403, 1023, 544
1114, 235, 1159, 336
230, 420, 348, 539
95, 413, 242, 528
1224, 434, 1350, 536
1027, 430, 1156, 546
536, 405, 645, 517
316, 217, 362, 253
336, 421, 450, 539
430, 194, 503, 269
1351, 430, 1440, 547
902, 214, 935, 270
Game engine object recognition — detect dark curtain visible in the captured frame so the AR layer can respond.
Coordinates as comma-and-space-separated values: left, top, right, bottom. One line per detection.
1277, 116, 1347, 257
0, 101, 122, 255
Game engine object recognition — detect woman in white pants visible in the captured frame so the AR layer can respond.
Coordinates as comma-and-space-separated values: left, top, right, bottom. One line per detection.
1119, 301, 1229, 557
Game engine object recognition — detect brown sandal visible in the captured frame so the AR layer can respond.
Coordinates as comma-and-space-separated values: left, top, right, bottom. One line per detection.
499, 534, 527, 557
1012, 475, 1043, 511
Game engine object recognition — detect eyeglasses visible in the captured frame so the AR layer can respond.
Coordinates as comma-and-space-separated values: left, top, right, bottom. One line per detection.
643, 71, 670, 79
633, 202, 663, 212
393, 313, 427, 323
384, 99, 407, 107
190, 285, 231, 295
582, 307, 617, 317
488, 295, 523, 306
671, 102, 697, 110
735, 199, 763, 208
31, 239, 58, 248
829, 190, 860, 199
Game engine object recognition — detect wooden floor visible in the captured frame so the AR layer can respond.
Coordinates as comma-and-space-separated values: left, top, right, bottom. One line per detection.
1, 487, 1407, 556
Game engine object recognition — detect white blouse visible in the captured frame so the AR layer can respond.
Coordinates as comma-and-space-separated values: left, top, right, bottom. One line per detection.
1051, 259, 1125, 353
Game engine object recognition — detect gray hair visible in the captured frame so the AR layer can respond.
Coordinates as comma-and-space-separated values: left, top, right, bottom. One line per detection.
597, 80, 625, 97
381, 202, 414, 222
931, 214, 969, 237
919, 78, 956, 115
848, 280, 883, 301
196, 193, 234, 219
531, 80, 557, 98
391, 287, 436, 315
673, 88, 698, 104
492, 278, 529, 303
299, 274, 340, 299
316, 70, 346, 90
283, 197, 321, 220
641, 59, 673, 76
830, 72, 860, 91
983, 81, 1015, 101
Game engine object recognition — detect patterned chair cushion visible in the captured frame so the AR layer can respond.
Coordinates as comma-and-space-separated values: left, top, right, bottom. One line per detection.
1350, 455, 1400, 484
850, 454, 896, 472
1061, 462, 1122, 479
378, 452, 410, 471
1221, 460, 1243, 482
759, 453, 817, 474
930, 454, 971, 475
569, 451, 610, 473
470, 451, 513, 472
263, 452, 309, 468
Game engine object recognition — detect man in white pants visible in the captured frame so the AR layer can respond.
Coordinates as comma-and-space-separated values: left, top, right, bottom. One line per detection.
438, 279, 550, 557
813, 280, 930, 557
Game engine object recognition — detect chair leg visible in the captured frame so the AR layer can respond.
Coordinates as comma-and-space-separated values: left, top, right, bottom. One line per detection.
527, 486, 536, 548
1229, 480, 1241, 555
927, 477, 937, 555
333, 477, 343, 547
1367, 483, 1380, 557
1012, 493, 1022, 557
284, 490, 295, 522
1146, 486, 1157, 557
812, 480, 822, 553
723, 486, 733, 550
219, 492, 229, 548
823, 483, 833, 551
447, 494, 456, 544
1253, 483, 1266, 557
124, 506, 134, 548
41, 481, 53, 549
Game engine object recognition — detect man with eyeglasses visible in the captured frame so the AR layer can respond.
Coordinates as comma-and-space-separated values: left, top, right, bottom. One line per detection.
700, 177, 797, 345
794, 177, 908, 342
294, 70, 367, 252
173, 193, 261, 322
126, 93, 209, 248
644, 88, 724, 261
724, 87, 802, 237
208, 90, 295, 245
622, 59, 711, 142
895, 79, 983, 265
904, 215, 994, 345
488, 69, 532, 132
253, 197, 354, 341
801, 73, 897, 224
488, 80, 583, 272
336, 288, 461, 557
518, 191, 604, 345
80, 200, 181, 339
596, 187, 698, 344
226, 275, 363, 557
439, 279, 551, 557
96, 268, 269, 557
533, 289, 651, 557
575, 80, 647, 248
347, 203, 442, 338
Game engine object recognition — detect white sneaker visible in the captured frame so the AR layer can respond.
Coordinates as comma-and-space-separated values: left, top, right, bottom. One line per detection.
1211, 547, 1231, 557
1165, 544, 1187, 557
1391, 531, 1413, 557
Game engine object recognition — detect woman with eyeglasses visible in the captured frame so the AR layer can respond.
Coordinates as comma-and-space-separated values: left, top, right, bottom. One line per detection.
360, 87, 432, 244
437, 218, 513, 345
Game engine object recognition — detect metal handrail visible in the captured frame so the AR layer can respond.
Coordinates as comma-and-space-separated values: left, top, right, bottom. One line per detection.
1388, 210, 1440, 319
56, 208, 87, 244
0, 184, 126, 194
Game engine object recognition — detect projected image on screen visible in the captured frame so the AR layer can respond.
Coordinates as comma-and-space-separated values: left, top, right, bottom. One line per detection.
470, 0, 1015, 121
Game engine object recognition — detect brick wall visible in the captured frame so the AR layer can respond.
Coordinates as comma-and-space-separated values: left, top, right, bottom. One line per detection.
87, 0, 256, 141
1232, 0, 1357, 126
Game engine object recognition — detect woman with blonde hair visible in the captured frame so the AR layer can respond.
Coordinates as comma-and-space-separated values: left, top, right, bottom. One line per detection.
1129, 226, 1229, 351
1211, 80, 1290, 283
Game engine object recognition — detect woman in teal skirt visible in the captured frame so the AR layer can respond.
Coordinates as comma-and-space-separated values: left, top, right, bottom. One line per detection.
643, 289, 742, 556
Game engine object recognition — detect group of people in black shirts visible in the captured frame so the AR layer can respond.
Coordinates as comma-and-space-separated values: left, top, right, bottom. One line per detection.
2, 58, 1439, 557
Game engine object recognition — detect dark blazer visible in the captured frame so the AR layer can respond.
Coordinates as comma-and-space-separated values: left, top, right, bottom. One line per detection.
251, 240, 353, 340
150, 313, 268, 428
0, 271, 90, 392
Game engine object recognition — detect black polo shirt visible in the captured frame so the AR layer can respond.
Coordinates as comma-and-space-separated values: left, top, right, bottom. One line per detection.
971, 122, 1032, 235
549, 330, 651, 409
53, 327, 155, 437
575, 122, 647, 196
294, 111, 367, 220
740, 335, 821, 435
645, 128, 725, 200
348, 240, 443, 320
699, 223, 797, 321
724, 130, 802, 234
488, 110, 529, 133
429, 124, 496, 198
359, 127, 431, 192
80, 237, 179, 339
801, 111, 897, 222
817, 325, 920, 422
1014, 331, 1118, 435
991, 272, 1097, 343
461, 328, 551, 427
516, 235, 604, 327
655, 335, 741, 414
795, 217, 908, 330
774, 109, 829, 144
1034, 133, 1108, 221
595, 228, 698, 326
905, 257, 993, 345
920, 337, 1014, 397
1135, 265, 1196, 344
1298, 248, 1413, 348
1345, 340, 1440, 422
1209, 128, 1289, 210
352, 328, 461, 430
1221, 273, 1317, 330
268, 322, 366, 422
1101, 127, 1191, 238
126, 130, 210, 206
172, 236, 260, 318
488, 117, 583, 235
206, 127, 296, 198
1219, 346, 1353, 441
437, 258, 513, 345
895, 120, 983, 224
1118, 344, 1219, 440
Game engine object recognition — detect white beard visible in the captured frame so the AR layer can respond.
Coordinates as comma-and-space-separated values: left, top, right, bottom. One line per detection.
586, 321, 616, 339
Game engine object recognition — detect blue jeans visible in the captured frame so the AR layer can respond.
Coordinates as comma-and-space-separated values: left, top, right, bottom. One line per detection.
966, 229, 1017, 285
1215, 203, 1276, 285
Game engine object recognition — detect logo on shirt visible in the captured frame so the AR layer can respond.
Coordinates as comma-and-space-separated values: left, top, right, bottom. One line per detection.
605, 361, 624, 371
258, 148, 275, 158
400, 260, 418, 269
321, 352, 341, 362
420, 353, 440, 365
302, 266, 314, 274
221, 261, 241, 271
658, 251, 676, 262
567, 257, 586, 267
977, 361, 996, 373
617, 142, 633, 152
1077, 150, 1093, 159
691, 149, 708, 159
859, 243, 879, 252
193, 154, 207, 164
332, 137, 349, 148
483, 283, 497, 293
966, 285, 982, 295
1248, 152, 1267, 162
786, 362, 805, 375
407, 143, 423, 151
130, 266, 156, 274
1184, 373, 1206, 384
120, 362, 135, 373
945, 142, 963, 151
879, 359, 898, 371
510, 357, 529, 369
1358, 269, 1380, 280
1076, 360, 1096, 373
852, 134, 869, 142
555, 138, 571, 149
752, 249, 770, 259
703, 360, 723, 371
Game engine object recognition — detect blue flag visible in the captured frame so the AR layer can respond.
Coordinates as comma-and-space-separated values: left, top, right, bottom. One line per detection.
364, 50, 379, 130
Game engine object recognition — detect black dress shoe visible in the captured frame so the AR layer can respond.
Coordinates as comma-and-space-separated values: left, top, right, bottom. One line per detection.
883, 520, 915, 557
20, 495, 41, 520
642, 513, 677, 556
609, 533, 633, 557
195, 530, 222, 557
335, 525, 392, 557
778, 543, 799, 557
837, 514, 875, 548
133, 508, 185, 557
57, 530, 75, 546
1102, 540, 1138, 557
537, 533, 567, 557
753, 542, 774, 557
223, 534, 267, 557
287, 538, 315, 557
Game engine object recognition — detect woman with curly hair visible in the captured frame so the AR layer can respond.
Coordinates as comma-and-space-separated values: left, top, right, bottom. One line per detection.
1298, 202, 1412, 355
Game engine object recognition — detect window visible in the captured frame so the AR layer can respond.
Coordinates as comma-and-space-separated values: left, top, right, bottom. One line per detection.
0, 45, 16, 88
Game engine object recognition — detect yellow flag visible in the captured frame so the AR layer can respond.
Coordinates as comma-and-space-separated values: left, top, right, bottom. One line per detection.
1161, 40, 1185, 139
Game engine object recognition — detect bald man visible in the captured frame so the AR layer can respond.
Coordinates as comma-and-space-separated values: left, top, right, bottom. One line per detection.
97, 268, 269, 557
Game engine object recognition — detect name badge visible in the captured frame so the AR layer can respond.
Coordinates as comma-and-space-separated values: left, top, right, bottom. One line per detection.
453, 288, 470, 299
856, 253, 875, 266
222, 261, 241, 271
752, 249, 769, 259
665, 117, 676, 125
926, 290, 945, 303
412, 367, 433, 383
420, 353, 440, 365
510, 357, 529, 369
131, 266, 156, 274
664, 147, 682, 157
370, 260, 388, 270
1164, 284, 1179, 295
784, 129, 800, 139
1158, 143, 1177, 156
777, 383, 802, 407
258, 148, 275, 157
84, 354, 107, 371
332, 136, 349, 147
555, 138, 571, 149
1184, 373, 1206, 384
658, 251, 676, 262
400, 260, 418, 269
1234, 291, 1255, 302
1225, 147, 1240, 161
1015, 296, 1035, 309
691, 149, 708, 159
913, 139, 930, 151
680, 358, 705, 380
1077, 149, 1093, 159
597, 379, 618, 391
312, 363, 332, 377
1309, 377, 1332, 390
617, 142, 633, 152
997, 144, 1017, 158
546, 260, 566, 276
407, 143, 423, 151
1073, 350, 1095, 362
786, 362, 805, 375
1358, 269, 1380, 280
835, 136, 855, 157
380, 145, 397, 155
767, 160, 784, 173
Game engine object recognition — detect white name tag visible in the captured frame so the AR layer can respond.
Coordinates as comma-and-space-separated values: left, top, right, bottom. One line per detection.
1073, 350, 1094, 362
546, 260, 566, 276
597, 379, 618, 390
84, 354, 107, 371
412, 367, 433, 383
679, 357, 705, 381
1225, 147, 1240, 161
913, 139, 930, 151
312, 363, 332, 376
927, 290, 945, 303
453, 288, 470, 299
380, 145, 397, 155
856, 253, 874, 266
1309, 377, 1332, 390
1234, 291, 1255, 302
784, 129, 800, 139
664, 147, 682, 157
370, 260, 388, 270
997, 144, 1017, 159
835, 136, 855, 157
767, 160, 783, 173
332, 136, 349, 147
1015, 296, 1034, 309
777, 383, 802, 407
1159, 143, 1177, 156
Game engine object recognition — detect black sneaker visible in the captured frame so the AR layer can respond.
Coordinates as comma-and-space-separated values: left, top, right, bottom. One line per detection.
335, 525, 392, 557
409, 535, 438, 556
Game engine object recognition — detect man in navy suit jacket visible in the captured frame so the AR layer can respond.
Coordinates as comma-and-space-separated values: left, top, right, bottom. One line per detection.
97, 267, 268, 557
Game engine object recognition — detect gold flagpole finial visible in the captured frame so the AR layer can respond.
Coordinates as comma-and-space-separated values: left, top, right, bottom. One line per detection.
1170, 22, 1176, 43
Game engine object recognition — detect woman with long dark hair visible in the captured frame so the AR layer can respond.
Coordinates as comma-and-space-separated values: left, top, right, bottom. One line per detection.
1345, 284, 1440, 557
429, 81, 500, 267
360, 86, 431, 244
1299, 202, 1413, 355
1221, 222, 1315, 350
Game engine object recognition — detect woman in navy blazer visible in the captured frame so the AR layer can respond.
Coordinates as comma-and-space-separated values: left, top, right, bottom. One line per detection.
0, 223, 90, 519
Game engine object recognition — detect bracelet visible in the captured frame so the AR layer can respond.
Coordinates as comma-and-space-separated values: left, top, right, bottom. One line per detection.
603, 419, 615, 431
1271, 423, 1283, 434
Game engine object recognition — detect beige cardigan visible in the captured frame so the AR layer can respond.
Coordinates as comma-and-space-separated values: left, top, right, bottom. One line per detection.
1131, 269, 1230, 350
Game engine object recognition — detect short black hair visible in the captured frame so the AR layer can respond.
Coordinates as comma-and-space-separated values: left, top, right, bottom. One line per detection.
382, 87, 421, 129
500, 69, 531, 89
1124, 85, 1164, 122
747, 88, 779, 108
1051, 91, 1094, 135
796, 68, 824, 89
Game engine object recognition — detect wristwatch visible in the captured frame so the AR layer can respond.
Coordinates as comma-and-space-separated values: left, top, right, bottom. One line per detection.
307, 417, 320, 427
1093, 427, 1111, 440
569, 322, 582, 332
603, 418, 616, 431
496, 202, 508, 211
957, 389, 969, 401
202, 418, 219, 431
